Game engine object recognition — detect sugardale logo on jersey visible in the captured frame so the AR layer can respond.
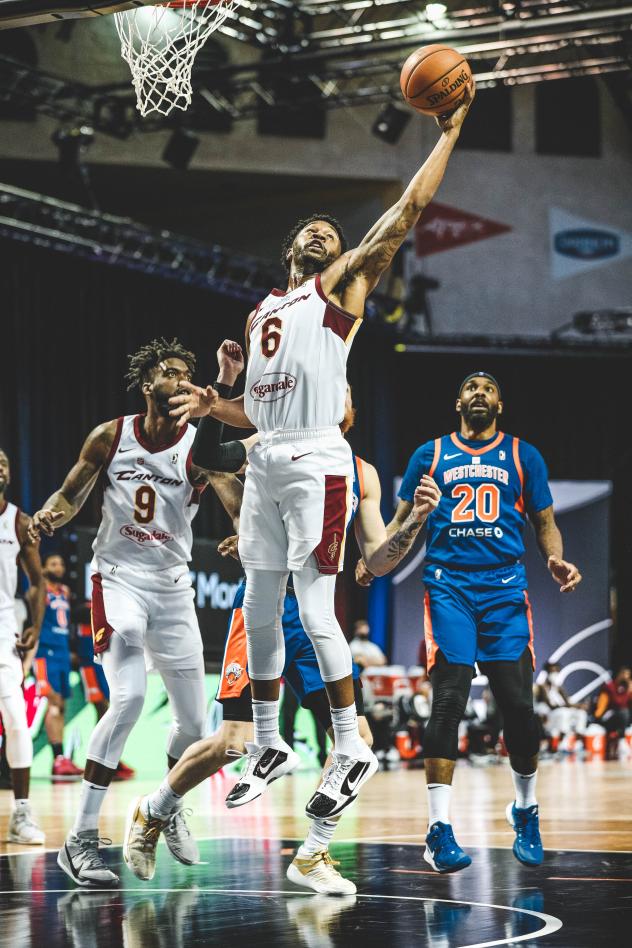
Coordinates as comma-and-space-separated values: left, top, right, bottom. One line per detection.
120, 524, 174, 546
554, 229, 619, 260
250, 372, 297, 402
426, 69, 469, 107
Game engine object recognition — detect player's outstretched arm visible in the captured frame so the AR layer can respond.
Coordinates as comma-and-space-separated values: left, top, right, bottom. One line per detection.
28, 421, 116, 542
322, 82, 474, 307
530, 505, 582, 593
170, 382, 254, 430
355, 466, 440, 577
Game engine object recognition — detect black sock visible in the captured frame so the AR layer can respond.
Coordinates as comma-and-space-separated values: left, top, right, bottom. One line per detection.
51, 742, 63, 759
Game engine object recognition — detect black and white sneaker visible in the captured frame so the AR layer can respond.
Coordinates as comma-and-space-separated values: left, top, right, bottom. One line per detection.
57, 831, 119, 888
305, 750, 378, 819
225, 740, 300, 809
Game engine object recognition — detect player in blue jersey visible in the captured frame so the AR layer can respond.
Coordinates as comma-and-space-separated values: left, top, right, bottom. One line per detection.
33, 554, 83, 781
382, 372, 581, 872
124, 344, 439, 893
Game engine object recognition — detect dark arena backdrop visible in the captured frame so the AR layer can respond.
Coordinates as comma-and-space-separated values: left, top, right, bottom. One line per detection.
0, 3, 631, 948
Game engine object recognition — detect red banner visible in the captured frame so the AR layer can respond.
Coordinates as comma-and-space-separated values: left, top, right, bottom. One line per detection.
415, 202, 511, 256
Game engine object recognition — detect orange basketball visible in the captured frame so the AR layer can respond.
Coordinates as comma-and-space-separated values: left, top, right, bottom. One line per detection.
400, 44, 471, 117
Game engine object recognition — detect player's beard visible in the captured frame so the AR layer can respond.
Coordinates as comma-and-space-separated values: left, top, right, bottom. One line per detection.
154, 392, 173, 419
461, 402, 498, 432
295, 245, 335, 275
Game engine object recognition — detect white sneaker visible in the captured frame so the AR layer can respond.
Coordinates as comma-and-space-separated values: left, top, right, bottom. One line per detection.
7, 804, 45, 845
57, 831, 119, 887
123, 796, 167, 881
163, 807, 199, 866
305, 750, 378, 819
287, 849, 357, 895
225, 741, 300, 808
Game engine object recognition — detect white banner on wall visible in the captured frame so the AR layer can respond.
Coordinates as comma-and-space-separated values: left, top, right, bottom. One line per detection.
550, 207, 632, 280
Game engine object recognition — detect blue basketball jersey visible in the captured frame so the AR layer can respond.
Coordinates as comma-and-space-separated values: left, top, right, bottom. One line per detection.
399, 431, 553, 569
350, 453, 366, 529
38, 583, 71, 651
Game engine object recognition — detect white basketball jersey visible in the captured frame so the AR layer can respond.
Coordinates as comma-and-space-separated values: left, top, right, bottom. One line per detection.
244, 274, 362, 433
92, 416, 201, 572
0, 501, 20, 621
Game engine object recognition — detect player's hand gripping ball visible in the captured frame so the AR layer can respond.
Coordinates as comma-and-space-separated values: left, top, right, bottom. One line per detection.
400, 44, 472, 118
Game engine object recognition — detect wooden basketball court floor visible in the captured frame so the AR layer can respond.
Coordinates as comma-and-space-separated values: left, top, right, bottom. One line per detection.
1, 758, 630, 947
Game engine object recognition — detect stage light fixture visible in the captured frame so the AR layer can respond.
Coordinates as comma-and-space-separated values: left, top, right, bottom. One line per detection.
372, 103, 411, 144
162, 128, 200, 170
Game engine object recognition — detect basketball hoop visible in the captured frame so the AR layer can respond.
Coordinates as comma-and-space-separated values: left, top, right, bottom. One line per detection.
114, 0, 240, 118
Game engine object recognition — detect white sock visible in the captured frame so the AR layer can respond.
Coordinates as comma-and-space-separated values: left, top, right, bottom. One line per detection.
72, 780, 108, 834
142, 777, 182, 820
252, 698, 282, 748
13, 798, 29, 810
330, 703, 364, 757
427, 783, 452, 829
298, 818, 339, 857
511, 769, 538, 808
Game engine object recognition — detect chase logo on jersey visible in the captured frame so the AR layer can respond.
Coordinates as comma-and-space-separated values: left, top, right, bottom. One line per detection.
119, 524, 173, 546
249, 372, 297, 402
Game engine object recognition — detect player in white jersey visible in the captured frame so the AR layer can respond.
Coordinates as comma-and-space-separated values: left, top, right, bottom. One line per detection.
0, 449, 46, 845
170, 87, 474, 819
29, 338, 255, 888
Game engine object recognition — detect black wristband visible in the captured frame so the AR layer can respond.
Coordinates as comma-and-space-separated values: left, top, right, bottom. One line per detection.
214, 381, 233, 399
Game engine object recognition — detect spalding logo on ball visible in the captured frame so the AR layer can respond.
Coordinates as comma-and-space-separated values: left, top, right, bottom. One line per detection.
400, 44, 472, 117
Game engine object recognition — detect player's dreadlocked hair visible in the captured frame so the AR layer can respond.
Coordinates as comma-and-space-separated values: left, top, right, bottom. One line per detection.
280, 214, 348, 273
125, 338, 196, 391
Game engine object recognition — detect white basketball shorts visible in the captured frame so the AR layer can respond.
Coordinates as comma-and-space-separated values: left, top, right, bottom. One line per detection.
89, 561, 203, 669
238, 426, 353, 574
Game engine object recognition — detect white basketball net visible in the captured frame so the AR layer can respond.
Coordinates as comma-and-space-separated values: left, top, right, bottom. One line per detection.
114, 1, 240, 117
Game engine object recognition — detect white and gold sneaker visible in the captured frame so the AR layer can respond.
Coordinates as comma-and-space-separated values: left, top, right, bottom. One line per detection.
123, 796, 167, 881
286, 848, 357, 895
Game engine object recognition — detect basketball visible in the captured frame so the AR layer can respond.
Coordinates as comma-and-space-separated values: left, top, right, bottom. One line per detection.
400, 44, 472, 116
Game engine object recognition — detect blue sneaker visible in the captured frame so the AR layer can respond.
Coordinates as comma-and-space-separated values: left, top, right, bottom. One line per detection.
506, 802, 544, 866
424, 822, 472, 873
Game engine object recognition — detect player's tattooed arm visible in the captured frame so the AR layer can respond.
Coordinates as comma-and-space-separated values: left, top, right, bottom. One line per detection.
16, 512, 46, 656
28, 421, 116, 542
355, 468, 440, 578
206, 473, 244, 533
530, 505, 582, 593
323, 84, 474, 307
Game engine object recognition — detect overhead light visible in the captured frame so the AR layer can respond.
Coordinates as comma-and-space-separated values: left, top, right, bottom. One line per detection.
372, 104, 411, 144
51, 126, 94, 168
425, 3, 448, 24
162, 128, 200, 170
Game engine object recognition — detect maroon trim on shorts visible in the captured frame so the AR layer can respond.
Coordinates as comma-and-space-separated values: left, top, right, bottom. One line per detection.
133, 414, 188, 454
90, 572, 115, 655
105, 417, 124, 468
312, 475, 348, 575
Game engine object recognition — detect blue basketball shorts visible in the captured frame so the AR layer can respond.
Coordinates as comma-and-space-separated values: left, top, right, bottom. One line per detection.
422, 562, 535, 672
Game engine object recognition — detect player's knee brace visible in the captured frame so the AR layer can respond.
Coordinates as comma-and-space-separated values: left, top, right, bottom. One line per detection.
88, 647, 146, 769
423, 653, 473, 760
293, 570, 352, 682
0, 689, 33, 769
482, 648, 539, 759
242, 569, 287, 680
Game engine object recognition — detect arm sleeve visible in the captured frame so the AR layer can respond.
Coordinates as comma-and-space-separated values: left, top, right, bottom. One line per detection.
398, 442, 434, 504
520, 442, 554, 514
191, 381, 247, 474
